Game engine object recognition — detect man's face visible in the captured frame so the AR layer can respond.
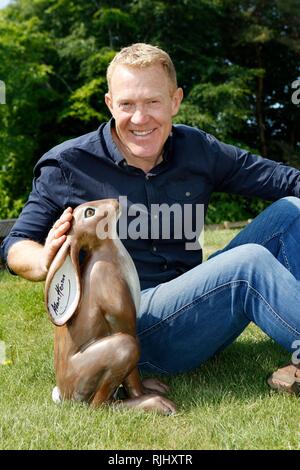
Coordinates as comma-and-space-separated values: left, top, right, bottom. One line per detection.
105, 64, 183, 164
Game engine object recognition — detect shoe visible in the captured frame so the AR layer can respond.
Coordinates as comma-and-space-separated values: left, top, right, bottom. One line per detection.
267, 363, 300, 395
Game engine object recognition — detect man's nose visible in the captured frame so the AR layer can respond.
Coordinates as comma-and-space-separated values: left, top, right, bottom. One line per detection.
130, 106, 149, 125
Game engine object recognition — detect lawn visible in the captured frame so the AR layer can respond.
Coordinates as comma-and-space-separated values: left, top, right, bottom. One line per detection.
0, 229, 299, 450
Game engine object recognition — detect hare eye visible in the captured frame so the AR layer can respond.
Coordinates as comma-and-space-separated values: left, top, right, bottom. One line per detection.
84, 208, 95, 218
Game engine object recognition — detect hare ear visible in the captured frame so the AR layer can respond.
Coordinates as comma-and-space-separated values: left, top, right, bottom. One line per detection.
45, 238, 81, 326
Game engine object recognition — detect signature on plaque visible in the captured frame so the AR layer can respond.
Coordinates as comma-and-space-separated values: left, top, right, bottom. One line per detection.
51, 274, 70, 317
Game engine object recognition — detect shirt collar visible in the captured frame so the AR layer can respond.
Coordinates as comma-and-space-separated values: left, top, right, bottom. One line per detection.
102, 118, 125, 165
102, 118, 173, 166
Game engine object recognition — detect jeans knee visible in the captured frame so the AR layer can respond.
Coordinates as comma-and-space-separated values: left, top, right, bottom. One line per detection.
232, 243, 272, 268
235, 243, 269, 258
274, 196, 300, 214
225, 244, 275, 288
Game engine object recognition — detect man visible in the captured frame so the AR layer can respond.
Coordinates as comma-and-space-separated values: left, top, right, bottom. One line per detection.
2, 43, 300, 394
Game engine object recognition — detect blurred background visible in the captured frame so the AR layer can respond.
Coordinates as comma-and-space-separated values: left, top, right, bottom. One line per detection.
0, 0, 299, 223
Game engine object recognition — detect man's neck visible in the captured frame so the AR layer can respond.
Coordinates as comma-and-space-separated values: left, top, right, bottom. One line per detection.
111, 128, 163, 174
125, 153, 163, 174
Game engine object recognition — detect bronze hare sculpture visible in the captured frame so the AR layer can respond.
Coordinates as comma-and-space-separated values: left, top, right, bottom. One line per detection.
45, 199, 176, 414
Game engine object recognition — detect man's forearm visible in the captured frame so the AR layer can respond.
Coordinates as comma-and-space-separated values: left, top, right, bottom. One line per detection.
7, 240, 48, 281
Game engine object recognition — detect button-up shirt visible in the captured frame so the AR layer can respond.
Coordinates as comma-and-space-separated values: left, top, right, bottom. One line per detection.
2, 119, 300, 289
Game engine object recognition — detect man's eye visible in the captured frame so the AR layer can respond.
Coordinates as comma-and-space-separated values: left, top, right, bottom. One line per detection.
84, 208, 95, 218
120, 102, 132, 110
149, 100, 160, 107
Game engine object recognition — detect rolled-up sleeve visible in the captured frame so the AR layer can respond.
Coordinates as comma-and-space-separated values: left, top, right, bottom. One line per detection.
1, 156, 70, 265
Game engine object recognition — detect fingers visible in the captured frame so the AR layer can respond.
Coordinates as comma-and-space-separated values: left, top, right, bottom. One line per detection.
51, 207, 73, 238
47, 208, 72, 242
53, 221, 71, 239
48, 208, 73, 246
50, 234, 67, 250
42, 208, 73, 273
52, 207, 73, 230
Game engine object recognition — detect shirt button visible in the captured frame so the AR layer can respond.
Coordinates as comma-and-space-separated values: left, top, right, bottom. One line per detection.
163, 264, 168, 270
152, 246, 157, 252
185, 191, 191, 197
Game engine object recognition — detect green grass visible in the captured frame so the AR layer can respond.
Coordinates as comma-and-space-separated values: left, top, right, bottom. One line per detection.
0, 229, 299, 450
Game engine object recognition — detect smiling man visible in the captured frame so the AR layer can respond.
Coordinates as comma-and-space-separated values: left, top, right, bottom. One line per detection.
2, 43, 300, 398
105, 56, 183, 173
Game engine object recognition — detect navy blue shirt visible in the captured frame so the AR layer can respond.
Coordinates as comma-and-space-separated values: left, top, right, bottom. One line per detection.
2, 119, 300, 289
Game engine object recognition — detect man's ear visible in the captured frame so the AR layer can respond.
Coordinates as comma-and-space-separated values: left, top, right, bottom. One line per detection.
171, 87, 184, 117
105, 92, 113, 115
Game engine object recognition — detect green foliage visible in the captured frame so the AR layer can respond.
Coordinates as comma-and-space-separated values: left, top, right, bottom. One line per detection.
175, 65, 259, 143
59, 78, 108, 123
206, 193, 269, 224
0, 14, 53, 216
0, 0, 299, 220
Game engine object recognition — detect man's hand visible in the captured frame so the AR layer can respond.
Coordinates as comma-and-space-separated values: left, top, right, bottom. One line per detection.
41, 207, 73, 274
7, 207, 73, 281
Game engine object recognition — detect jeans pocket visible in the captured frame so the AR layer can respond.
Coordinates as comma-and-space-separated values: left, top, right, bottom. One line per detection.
138, 361, 169, 375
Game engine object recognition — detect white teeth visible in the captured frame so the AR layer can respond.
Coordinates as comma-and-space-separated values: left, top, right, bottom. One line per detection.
132, 129, 154, 136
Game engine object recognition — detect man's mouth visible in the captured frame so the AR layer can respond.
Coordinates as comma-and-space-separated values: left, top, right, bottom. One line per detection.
131, 129, 155, 137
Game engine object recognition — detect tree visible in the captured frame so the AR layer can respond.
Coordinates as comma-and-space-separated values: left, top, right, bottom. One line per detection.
0, 0, 299, 222
0, 14, 53, 217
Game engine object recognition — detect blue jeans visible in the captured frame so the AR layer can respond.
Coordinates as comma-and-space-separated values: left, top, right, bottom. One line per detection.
137, 196, 300, 374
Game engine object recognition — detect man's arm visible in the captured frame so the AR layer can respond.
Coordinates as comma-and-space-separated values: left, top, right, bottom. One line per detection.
208, 133, 300, 200
1, 156, 72, 281
7, 207, 73, 281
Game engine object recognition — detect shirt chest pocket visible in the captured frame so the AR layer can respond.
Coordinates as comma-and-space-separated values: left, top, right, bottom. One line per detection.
156, 178, 209, 243
164, 178, 210, 205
